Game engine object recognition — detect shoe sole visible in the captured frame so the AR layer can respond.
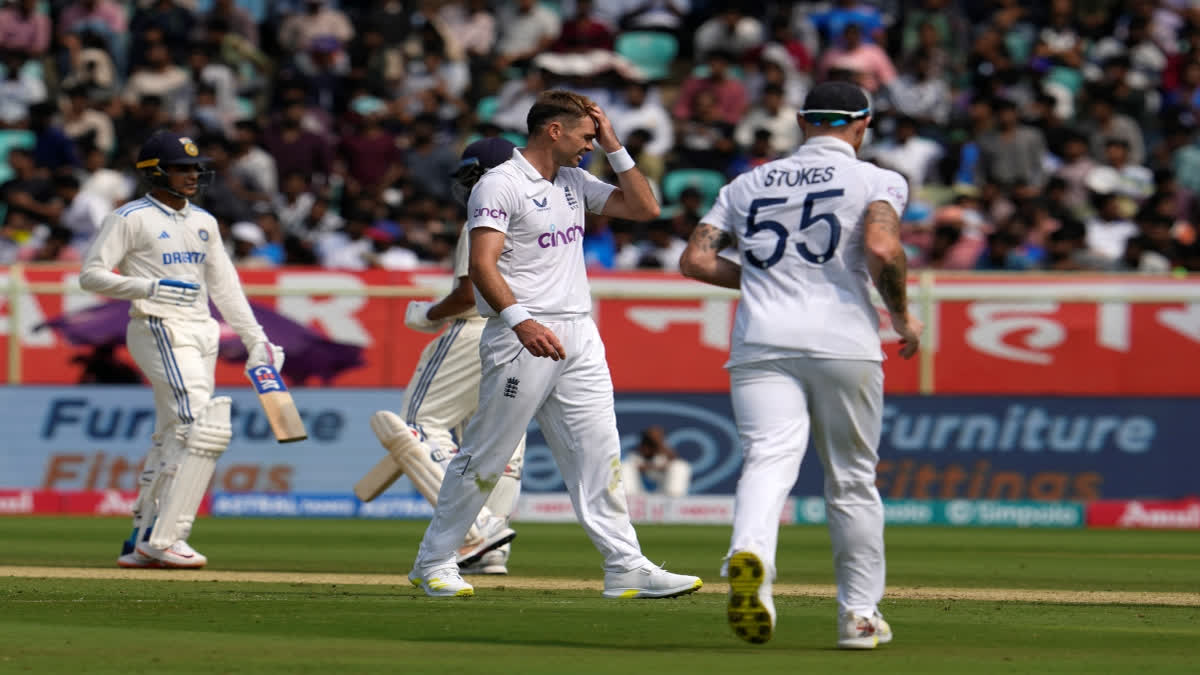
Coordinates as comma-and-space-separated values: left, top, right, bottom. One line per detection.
602, 577, 703, 599
838, 636, 879, 649
727, 551, 774, 644
116, 558, 164, 569
457, 530, 517, 567
460, 566, 508, 575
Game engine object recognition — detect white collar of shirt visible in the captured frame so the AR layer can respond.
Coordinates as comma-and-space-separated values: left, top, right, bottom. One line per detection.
801, 136, 857, 159
511, 148, 556, 197
145, 193, 192, 219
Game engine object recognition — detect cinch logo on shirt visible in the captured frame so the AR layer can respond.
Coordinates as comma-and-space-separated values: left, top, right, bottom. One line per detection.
473, 206, 508, 219
162, 251, 207, 264
537, 224, 585, 248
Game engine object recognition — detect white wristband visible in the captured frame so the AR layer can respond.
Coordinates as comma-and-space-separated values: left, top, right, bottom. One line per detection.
606, 146, 635, 173
500, 304, 533, 329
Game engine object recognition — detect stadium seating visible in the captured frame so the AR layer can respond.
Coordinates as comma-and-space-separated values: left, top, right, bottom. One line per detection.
662, 168, 725, 210
615, 32, 679, 81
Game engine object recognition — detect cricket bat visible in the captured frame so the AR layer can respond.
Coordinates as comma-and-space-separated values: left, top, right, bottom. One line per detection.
354, 455, 405, 501
247, 364, 308, 443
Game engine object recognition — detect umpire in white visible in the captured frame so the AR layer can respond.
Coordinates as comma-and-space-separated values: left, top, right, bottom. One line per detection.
80, 131, 284, 568
680, 82, 924, 647
408, 90, 703, 599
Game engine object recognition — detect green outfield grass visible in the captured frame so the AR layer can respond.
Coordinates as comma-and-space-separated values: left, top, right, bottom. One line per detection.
2, 518, 1198, 674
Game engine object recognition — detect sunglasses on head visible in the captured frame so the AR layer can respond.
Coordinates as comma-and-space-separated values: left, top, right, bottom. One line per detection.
800, 108, 871, 127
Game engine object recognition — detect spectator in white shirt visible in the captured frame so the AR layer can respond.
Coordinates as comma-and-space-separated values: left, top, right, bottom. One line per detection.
864, 116, 943, 188
495, 0, 561, 69
439, 0, 496, 60
54, 174, 109, 249
122, 42, 190, 120
1085, 191, 1138, 261
734, 84, 799, 155
230, 120, 278, 199
278, 0, 354, 52
695, 6, 765, 61
1102, 137, 1155, 203
611, 82, 674, 159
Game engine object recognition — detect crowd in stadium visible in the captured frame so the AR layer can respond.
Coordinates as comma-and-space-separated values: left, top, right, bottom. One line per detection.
2, 0, 1200, 273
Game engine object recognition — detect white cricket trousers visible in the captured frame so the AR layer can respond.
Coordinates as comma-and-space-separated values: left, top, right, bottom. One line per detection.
416, 315, 650, 573
126, 315, 219, 443
400, 317, 486, 453
728, 358, 886, 618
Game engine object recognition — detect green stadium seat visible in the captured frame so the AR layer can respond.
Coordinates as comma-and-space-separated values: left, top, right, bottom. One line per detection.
661, 169, 725, 211
475, 96, 499, 122
0, 129, 36, 186
615, 31, 679, 81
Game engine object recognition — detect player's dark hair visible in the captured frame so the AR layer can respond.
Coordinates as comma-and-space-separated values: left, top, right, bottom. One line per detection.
526, 89, 594, 135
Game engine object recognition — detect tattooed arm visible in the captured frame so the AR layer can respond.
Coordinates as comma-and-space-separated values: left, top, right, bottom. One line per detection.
679, 222, 742, 289
864, 200, 923, 359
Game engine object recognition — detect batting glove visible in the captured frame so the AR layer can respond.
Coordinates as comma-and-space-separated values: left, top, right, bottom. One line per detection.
151, 279, 201, 306
247, 341, 285, 371
404, 300, 443, 333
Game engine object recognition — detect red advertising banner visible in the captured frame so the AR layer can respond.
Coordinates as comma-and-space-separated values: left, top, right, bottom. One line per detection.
0, 489, 211, 516
3, 267, 1199, 394
1087, 498, 1200, 529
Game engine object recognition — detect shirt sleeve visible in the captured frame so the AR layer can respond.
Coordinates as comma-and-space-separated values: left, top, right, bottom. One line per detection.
867, 167, 909, 219
79, 212, 155, 300
452, 222, 470, 279
577, 170, 617, 214
466, 174, 518, 233
204, 220, 267, 349
700, 182, 739, 233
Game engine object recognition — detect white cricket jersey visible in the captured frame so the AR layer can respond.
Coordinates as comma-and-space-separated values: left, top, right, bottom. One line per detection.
702, 136, 908, 365
79, 194, 266, 346
466, 148, 615, 317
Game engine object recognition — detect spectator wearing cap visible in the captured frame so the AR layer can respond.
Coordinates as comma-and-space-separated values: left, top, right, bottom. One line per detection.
976, 98, 1048, 194
230, 221, 279, 268
0, 0, 51, 57
1083, 86, 1146, 166
60, 85, 115, 156
337, 96, 405, 199
495, 0, 561, 70
735, 84, 799, 156
671, 49, 748, 124
610, 82, 674, 160
817, 22, 897, 94
279, 0, 354, 53
694, 6, 765, 61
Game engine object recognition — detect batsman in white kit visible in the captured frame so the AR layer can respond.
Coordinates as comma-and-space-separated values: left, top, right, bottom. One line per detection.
79, 131, 285, 569
408, 89, 703, 598
680, 82, 924, 647
357, 138, 526, 574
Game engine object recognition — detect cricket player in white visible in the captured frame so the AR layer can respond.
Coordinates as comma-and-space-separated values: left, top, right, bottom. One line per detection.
363, 138, 526, 574
680, 82, 924, 647
80, 131, 284, 569
408, 90, 702, 598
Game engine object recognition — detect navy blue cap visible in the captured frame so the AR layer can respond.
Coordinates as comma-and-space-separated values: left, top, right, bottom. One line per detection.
136, 131, 211, 169
457, 137, 516, 173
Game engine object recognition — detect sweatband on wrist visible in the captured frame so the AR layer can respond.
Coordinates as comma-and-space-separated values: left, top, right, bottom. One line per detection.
500, 304, 533, 328
606, 146, 635, 173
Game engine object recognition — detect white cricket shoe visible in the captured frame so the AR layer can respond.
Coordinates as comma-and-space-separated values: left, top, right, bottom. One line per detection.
726, 551, 776, 644
117, 550, 163, 569
602, 562, 703, 599
460, 544, 509, 575
135, 540, 208, 569
456, 516, 516, 567
408, 563, 474, 597
838, 610, 893, 649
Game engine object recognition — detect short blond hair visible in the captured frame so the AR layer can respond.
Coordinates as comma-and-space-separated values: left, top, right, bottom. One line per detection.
526, 89, 594, 135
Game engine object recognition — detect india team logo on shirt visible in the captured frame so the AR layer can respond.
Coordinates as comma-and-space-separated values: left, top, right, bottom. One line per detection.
198, 229, 209, 241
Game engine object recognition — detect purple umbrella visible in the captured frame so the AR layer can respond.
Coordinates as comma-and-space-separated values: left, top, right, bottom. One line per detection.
37, 301, 365, 385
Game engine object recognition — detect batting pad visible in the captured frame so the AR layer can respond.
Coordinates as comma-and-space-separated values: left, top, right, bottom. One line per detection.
149, 397, 232, 550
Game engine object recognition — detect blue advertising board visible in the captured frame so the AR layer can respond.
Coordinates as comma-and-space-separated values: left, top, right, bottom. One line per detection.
0, 387, 1195, 500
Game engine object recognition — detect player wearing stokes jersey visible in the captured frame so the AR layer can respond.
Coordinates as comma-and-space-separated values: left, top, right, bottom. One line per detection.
680, 82, 924, 647
408, 89, 703, 598
80, 131, 284, 569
